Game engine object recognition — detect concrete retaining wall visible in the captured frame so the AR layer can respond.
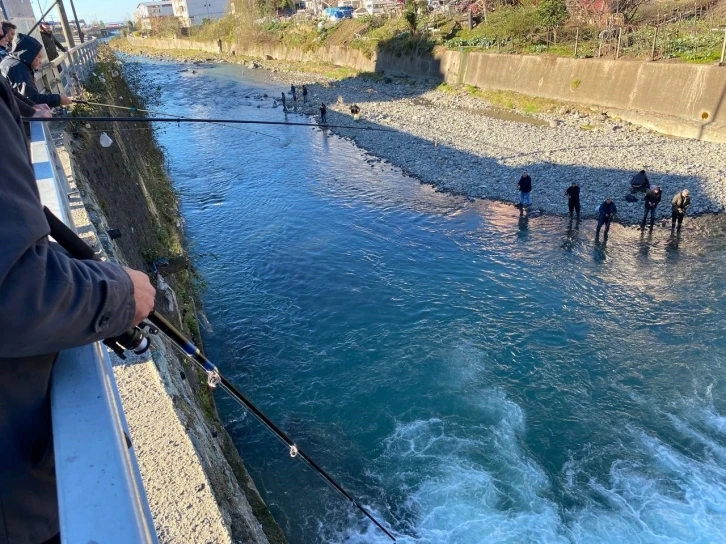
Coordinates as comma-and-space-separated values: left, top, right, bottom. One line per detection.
128, 37, 726, 142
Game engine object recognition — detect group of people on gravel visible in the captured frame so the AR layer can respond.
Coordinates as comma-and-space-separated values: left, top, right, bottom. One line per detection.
517, 170, 691, 241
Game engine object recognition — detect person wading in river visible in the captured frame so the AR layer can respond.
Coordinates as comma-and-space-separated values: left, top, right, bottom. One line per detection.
671, 189, 691, 232
641, 186, 662, 230
302, 84, 308, 103
596, 197, 617, 241
565, 182, 580, 220
517, 172, 532, 209
320, 102, 327, 124
280, 91, 287, 113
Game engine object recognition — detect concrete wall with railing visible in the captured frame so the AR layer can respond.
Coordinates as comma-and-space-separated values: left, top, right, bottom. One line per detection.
128, 36, 726, 142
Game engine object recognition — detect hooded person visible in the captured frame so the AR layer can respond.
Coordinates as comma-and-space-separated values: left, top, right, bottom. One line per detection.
0, 33, 72, 108
39, 23, 67, 63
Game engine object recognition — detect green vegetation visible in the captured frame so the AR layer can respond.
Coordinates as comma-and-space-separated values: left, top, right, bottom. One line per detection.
136, 0, 724, 64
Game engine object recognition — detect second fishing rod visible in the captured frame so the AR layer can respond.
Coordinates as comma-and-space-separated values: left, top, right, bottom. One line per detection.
43, 207, 397, 543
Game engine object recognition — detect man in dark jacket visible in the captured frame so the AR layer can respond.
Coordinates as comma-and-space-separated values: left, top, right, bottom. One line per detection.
517, 172, 532, 208
630, 170, 650, 192
0, 76, 156, 544
565, 182, 580, 220
641, 186, 662, 229
671, 189, 691, 231
596, 197, 617, 240
39, 23, 67, 63
0, 33, 72, 108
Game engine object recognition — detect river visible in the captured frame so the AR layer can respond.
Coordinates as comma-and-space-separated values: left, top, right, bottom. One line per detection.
135, 57, 726, 543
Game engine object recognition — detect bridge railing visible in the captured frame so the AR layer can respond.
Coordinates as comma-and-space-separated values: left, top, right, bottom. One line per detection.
36, 36, 100, 98
28, 36, 159, 543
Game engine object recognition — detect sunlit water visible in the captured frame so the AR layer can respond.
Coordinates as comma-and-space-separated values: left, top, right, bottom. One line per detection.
132, 58, 726, 543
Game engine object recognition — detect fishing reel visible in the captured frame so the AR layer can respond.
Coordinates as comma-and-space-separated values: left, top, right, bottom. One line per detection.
103, 320, 159, 359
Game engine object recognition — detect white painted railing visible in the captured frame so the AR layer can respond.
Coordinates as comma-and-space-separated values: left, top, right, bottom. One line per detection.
35, 36, 100, 97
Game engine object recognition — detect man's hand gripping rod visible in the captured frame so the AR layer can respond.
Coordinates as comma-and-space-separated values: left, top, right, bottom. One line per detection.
43, 207, 397, 542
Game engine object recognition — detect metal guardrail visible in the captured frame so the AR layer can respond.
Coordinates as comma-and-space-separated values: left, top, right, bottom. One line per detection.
28, 37, 159, 543
36, 36, 100, 97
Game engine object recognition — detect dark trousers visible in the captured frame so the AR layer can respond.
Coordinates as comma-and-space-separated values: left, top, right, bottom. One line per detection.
568, 200, 580, 218
672, 211, 685, 229
642, 204, 657, 227
321, 112, 327, 123
596, 216, 612, 238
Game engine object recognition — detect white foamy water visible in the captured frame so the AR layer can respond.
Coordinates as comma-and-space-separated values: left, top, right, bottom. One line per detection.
334, 393, 726, 544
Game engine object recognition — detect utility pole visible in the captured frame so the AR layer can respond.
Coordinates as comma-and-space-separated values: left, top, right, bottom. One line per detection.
68, 0, 84, 43
56, 0, 76, 49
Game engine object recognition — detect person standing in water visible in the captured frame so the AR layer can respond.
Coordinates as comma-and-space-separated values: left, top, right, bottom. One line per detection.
565, 182, 580, 220
320, 102, 327, 124
641, 186, 662, 230
671, 189, 691, 231
291, 84, 297, 102
280, 91, 287, 113
596, 197, 617, 241
302, 84, 308, 103
517, 172, 532, 209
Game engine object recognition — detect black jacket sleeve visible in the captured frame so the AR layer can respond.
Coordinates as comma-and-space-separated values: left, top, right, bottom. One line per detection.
0, 83, 135, 358
54, 37, 67, 53
12, 89, 36, 117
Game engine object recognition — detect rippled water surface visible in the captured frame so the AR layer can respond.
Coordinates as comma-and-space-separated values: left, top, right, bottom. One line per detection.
135, 58, 726, 543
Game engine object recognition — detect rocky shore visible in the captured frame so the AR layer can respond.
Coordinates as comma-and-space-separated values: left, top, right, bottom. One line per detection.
126, 46, 726, 224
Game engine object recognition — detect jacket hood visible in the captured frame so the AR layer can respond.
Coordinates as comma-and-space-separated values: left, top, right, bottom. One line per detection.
11, 34, 42, 69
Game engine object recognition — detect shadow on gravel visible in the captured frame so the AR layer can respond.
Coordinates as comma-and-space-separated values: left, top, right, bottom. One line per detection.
293, 80, 710, 225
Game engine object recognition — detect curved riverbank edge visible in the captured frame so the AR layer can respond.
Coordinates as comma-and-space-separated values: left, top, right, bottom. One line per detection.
116, 39, 725, 226
126, 36, 726, 144
64, 48, 286, 543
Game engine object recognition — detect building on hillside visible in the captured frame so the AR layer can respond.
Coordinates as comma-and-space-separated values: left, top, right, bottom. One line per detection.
172, 0, 229, 26
0, 0, 36, 34
134, 1, 175, 29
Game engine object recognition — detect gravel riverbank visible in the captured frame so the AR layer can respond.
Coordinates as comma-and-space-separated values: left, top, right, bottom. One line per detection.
139, 50, 726, 224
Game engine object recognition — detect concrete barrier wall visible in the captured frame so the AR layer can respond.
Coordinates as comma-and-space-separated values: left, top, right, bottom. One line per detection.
128, 37, 726, 141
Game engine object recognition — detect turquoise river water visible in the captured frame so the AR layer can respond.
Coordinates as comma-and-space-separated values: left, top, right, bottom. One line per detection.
136, 58, 726, 543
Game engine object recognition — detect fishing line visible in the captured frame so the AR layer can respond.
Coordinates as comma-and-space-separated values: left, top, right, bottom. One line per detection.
30, 115, 398, 133
43, 207, 398, 543
72, 99, 280, 140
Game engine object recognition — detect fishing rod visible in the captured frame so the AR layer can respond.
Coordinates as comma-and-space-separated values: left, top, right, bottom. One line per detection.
71, 99, 280, 140
28, 115, 398, 132
43, 207, 397, 543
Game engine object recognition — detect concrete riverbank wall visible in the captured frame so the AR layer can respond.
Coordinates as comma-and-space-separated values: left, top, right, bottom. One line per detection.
128, 36, 726, 142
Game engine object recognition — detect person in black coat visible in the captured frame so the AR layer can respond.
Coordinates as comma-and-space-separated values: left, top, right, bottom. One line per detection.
641, 186, 662, 229
596, 197, 617, 240
0, 34, 72, 108
565, 182, 580, 220
320, 102, 327, 124
517, 172, 532, 208
39, 23, 67, 63
0, 74, 155, 543
630, 170, 650, 192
